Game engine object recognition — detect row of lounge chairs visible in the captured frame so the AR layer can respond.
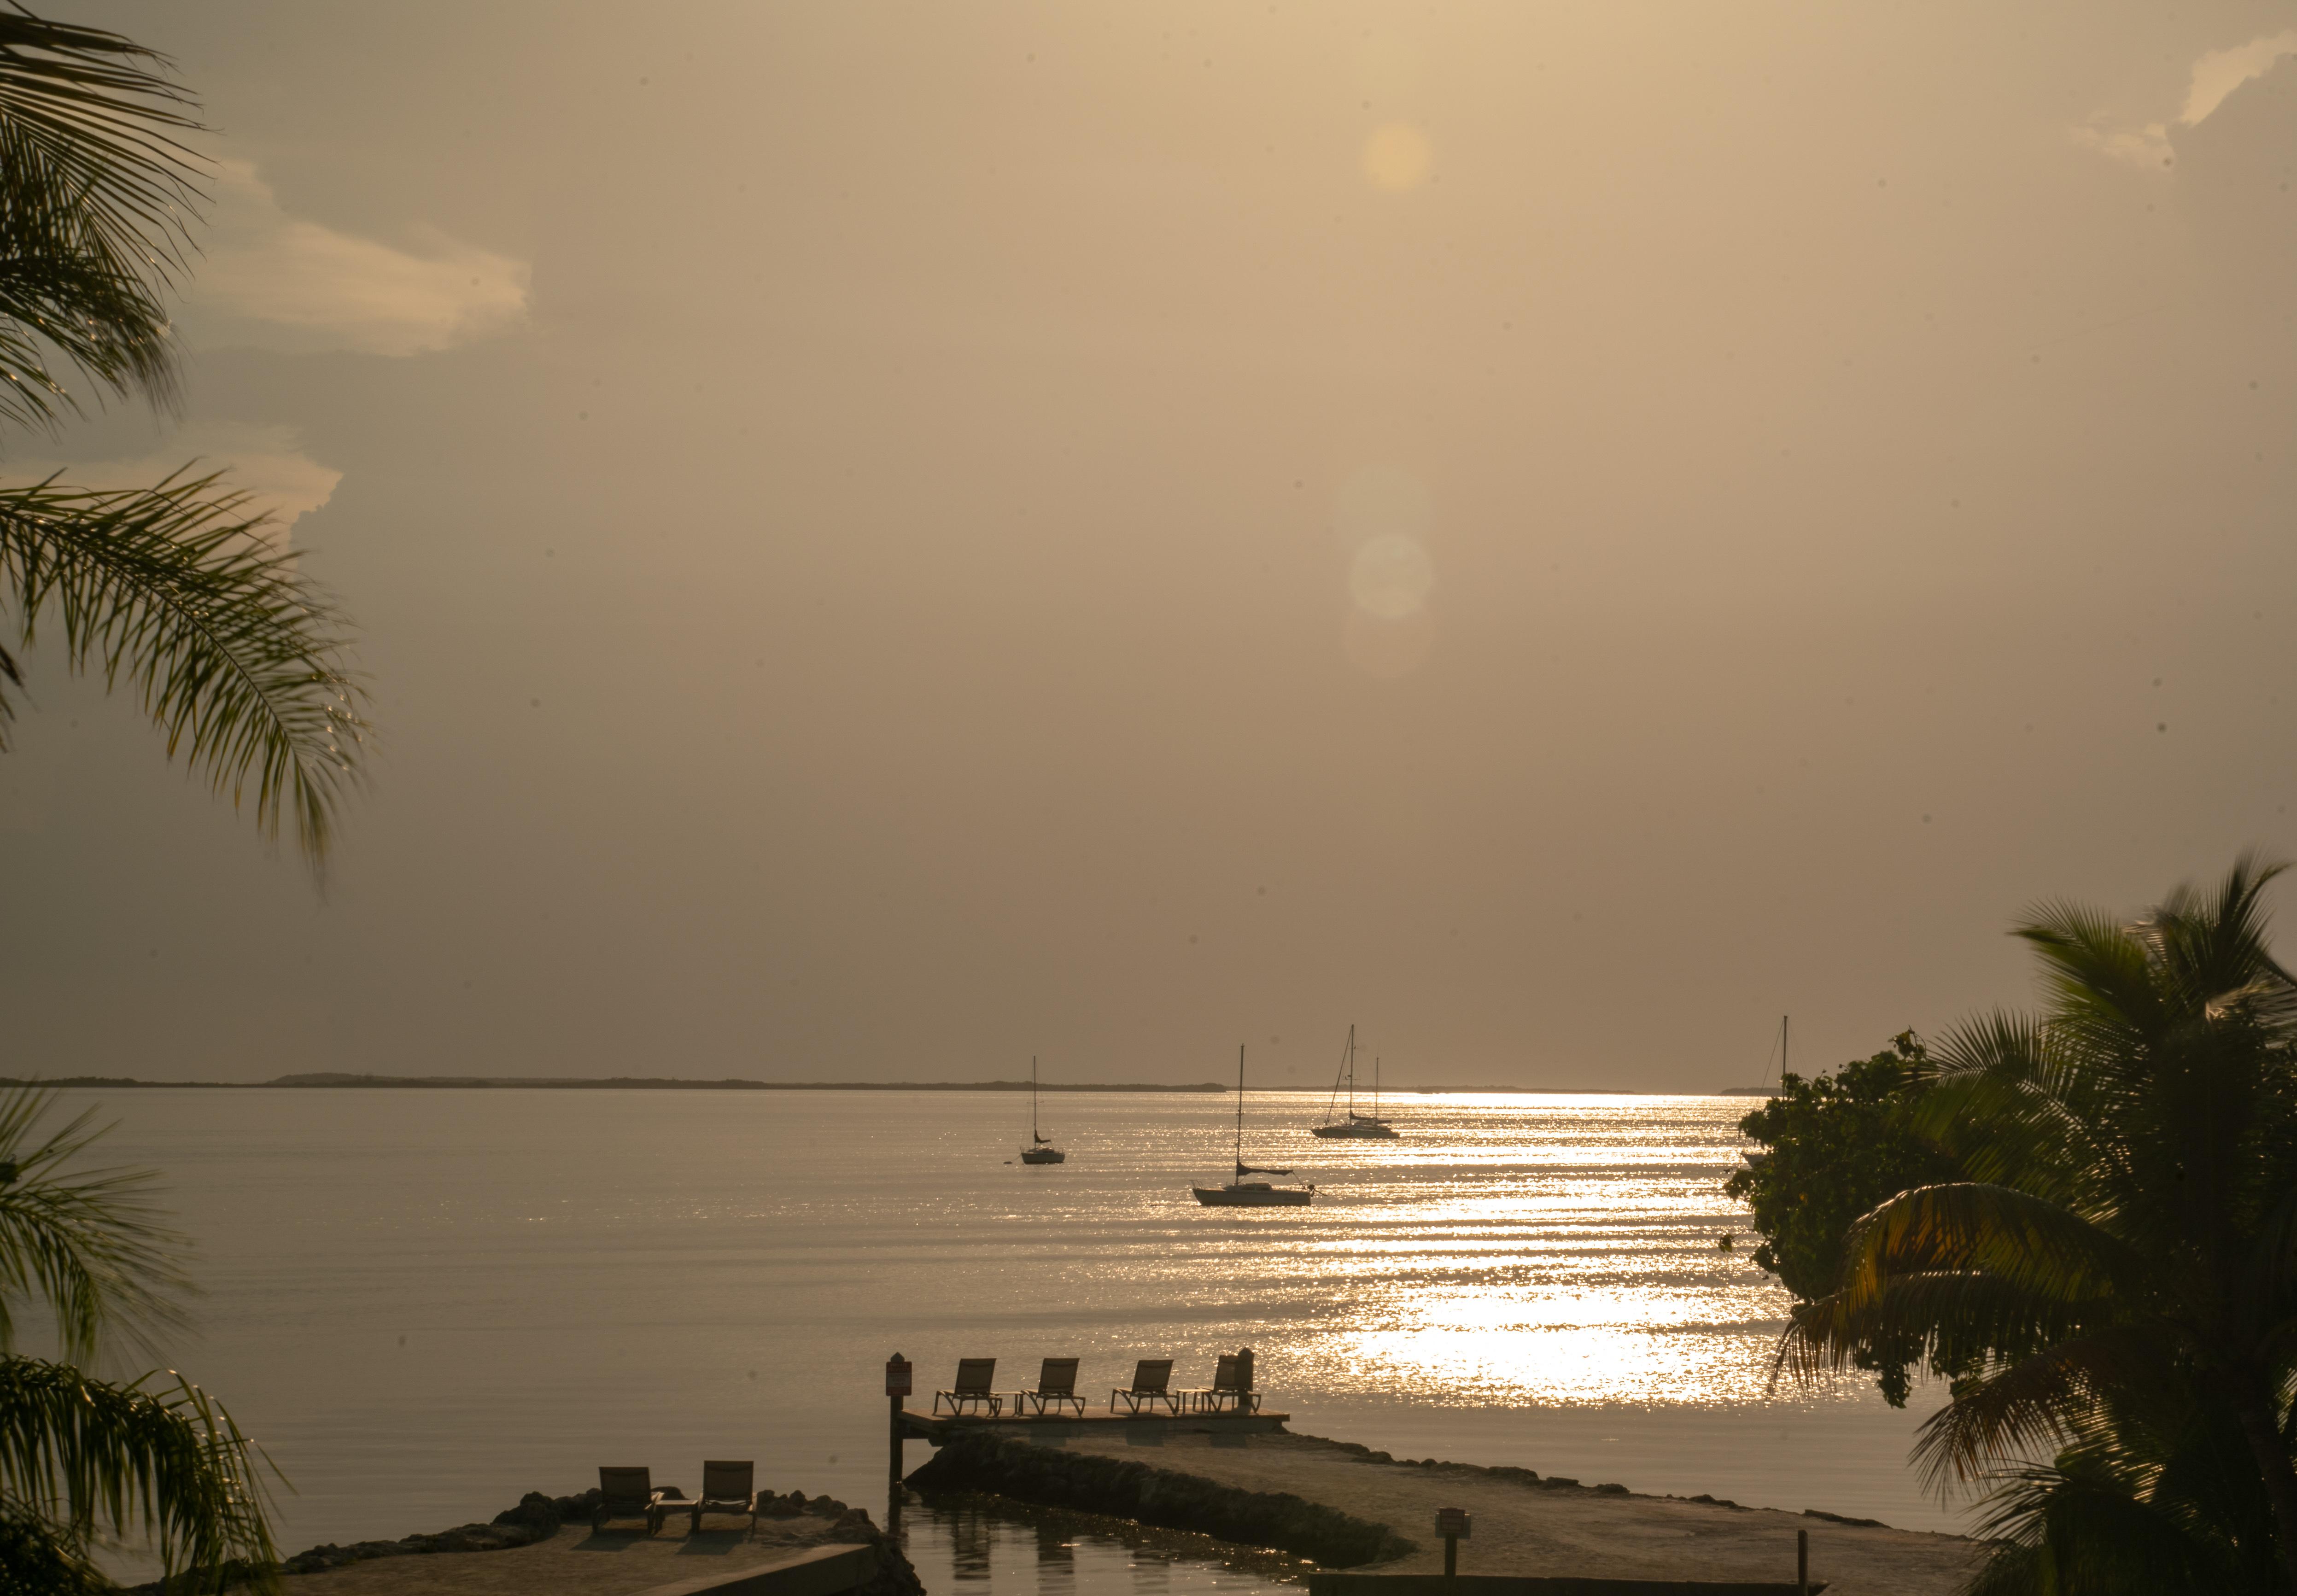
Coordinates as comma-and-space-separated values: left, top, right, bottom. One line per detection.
930, 1354, 1261, 1418
593, 1462, 774, 1537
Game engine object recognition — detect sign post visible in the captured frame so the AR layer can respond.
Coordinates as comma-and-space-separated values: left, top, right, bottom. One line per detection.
1435, 1508, 1470, 1581
1797, 1528, 1808, 1596
885, 1354, 913, 1530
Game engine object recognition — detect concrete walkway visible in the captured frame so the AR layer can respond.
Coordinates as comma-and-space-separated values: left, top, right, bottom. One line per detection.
276, 1520, 870, 1596
1045, 1431, 1982, 1596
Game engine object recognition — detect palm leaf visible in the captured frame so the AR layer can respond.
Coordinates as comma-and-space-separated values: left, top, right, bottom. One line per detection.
1835, 1182, 2140, 1312
0, 473, 368, 863
1778, 1268, 2101, 1390
1911, 1325, 2180, 1496
0, 8, 205, 431
1966, 1452, 2227, 1596
0, 1083, 191, 1364
0, 1356, 280, 1594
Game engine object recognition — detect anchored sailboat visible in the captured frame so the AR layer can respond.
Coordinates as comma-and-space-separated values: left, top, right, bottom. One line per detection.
1193, 1046, 1312, 1207
1311, 1025, 1398, 1139
1720, 1016, 1790, 1098
1019, 1057, 1066, 1164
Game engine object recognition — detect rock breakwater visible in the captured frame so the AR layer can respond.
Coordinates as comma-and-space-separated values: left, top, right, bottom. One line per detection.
906, 1429, 1414, 1568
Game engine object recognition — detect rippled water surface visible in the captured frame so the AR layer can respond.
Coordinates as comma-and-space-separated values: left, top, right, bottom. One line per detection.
48, 1086, 1956, 1579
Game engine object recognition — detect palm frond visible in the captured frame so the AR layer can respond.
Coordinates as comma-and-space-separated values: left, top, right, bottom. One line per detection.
1911, 1326, 2180, 1495
0, 8, 205, 430
1923, 1011, 2119, 1199
0, 1083, 191, 1364
1779, 1268, 2101, 1389
0, 1494, 112, 1592
0, 1355, 280, 1594
2152, 854, 2297, 1049
0, 473, 368, 863
0, 8, 203, 275
1966, 1453, 2227, 1596
1836, 1182, 2138, 1312
0, 117, 180, 431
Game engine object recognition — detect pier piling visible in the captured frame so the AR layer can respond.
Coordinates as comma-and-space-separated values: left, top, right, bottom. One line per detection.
885, 1353, 912, 1530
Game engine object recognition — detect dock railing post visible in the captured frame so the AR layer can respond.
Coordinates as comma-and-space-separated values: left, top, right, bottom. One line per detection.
886, 1353, 912, 1532
1797, 1528, 1808, 1596
1436, 1508, 1469, 1583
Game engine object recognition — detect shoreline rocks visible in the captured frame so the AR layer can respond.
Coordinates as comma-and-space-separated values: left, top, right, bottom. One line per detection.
127, 1485, 921, 1595
905, 1428, 1414, 1567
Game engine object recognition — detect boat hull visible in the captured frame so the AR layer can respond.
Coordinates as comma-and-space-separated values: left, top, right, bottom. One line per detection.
1310, 1122, 1398, 1139
1020, 1148, 1066, 1164
1193, 1185, 1312, 1207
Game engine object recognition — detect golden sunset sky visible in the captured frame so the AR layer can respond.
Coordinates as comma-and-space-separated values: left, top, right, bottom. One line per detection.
5, 0, 2293, 1085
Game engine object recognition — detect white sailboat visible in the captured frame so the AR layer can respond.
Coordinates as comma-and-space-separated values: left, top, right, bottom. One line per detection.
1019, 1057, 1066, 1164
1194, 1045, 1313, 1207
1311, 1025, 1398, 1139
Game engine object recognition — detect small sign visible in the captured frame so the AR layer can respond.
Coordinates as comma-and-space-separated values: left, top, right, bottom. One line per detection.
885, 1355, 913, 1397
1435, 1508, 1471, 1539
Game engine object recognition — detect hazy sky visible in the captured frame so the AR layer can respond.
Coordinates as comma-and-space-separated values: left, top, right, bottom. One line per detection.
4, 1, 2294, 1088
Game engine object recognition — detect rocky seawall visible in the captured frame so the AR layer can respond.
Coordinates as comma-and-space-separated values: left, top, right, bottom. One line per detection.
906, 1428, 1415, 1567
127, 1486, 923, 1596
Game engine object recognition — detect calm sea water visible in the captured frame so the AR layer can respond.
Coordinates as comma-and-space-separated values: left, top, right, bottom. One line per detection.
45, 1087, 1959, 1590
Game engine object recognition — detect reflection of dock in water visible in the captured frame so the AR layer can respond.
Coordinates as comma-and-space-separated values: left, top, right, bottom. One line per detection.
897, 1410, 1290, 1443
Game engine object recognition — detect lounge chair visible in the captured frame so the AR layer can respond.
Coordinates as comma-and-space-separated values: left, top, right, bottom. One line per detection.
1110, 1357, 1180, 1415
593, 1466, 668, 1535
1190, 1353, 1262, 1414
933, 1357, 1003, 1416
689, 1460, 760, 1535
1016, 1357, 1084, 1416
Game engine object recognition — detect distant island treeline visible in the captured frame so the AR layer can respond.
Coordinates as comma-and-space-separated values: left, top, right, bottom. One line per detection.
0, 1073, 1233, 1092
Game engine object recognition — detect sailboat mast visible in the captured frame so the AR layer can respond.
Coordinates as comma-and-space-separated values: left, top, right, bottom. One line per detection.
1346, 1025, 1356, 1116
1032, 1055, 1039, 1139
1236, 1044, 1246, 1169
1783, 1016, 1789, 1080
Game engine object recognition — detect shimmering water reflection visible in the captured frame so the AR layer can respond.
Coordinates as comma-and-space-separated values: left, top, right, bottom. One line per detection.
906, 1494, 1303, 1596
51, 1086, 1952, 1561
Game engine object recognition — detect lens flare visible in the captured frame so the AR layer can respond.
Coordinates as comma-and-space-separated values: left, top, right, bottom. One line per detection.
1349, 533, 1435, 618
1362, 122, 1433, 191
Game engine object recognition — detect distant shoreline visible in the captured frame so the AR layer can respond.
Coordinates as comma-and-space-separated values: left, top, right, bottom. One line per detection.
10, 1074, 1708, 1095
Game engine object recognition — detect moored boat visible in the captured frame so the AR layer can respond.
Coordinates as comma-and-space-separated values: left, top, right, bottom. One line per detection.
1194, 1045, 1313, 1207
1019, 1056, 1066, 1164
1310, 1025, 1398, 1139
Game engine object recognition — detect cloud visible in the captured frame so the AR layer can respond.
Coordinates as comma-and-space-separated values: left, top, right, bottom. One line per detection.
2073, 29, 2297, 171
2182, 29, 2297, 125
179, 160, 530, 356
2068, 119, 2172, 171
11, 423, 343, 538
2169, 51, 2297, 306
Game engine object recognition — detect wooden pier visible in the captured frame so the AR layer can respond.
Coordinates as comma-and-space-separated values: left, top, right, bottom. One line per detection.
882, 1350, 1286, 1530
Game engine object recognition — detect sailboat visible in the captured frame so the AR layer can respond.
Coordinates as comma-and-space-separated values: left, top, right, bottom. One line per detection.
1720, 1016, 1789, 1097
1019, 1057, 1066, 1164
1193, 1046, 1312, 1207
1311, 1025, 1398, 1139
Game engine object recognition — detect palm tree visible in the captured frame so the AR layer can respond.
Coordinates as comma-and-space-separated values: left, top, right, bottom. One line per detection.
0, 1085, 281, 1590
2, 7, 372, 1587
1780, 854, 2297, 1591
0, 9, 367, 862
